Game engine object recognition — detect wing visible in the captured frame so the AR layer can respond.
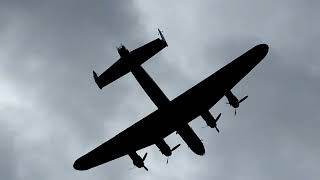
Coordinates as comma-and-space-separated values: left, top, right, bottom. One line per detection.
168, 44, 269, 123
130, 38, 167, 65
73, 108, 174, 170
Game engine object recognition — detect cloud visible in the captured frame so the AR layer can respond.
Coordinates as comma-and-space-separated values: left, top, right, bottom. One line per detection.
134, 1, 320, 180
0, 0, 319, 180
0, 0, 152, 180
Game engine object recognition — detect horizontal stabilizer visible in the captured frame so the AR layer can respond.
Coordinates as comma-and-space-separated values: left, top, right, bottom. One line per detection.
93, 59, 131, 89
93, 29, 168, 89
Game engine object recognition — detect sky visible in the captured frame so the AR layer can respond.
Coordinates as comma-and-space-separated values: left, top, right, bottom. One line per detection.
0, 0, 319, 180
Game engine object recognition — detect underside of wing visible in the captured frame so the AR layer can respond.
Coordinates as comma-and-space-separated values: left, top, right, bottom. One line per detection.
93, 38, 167, 89
73, 109, 173, 170
130, 38, 167, 65
93, 58, 130, 89
73, 134, 131, 171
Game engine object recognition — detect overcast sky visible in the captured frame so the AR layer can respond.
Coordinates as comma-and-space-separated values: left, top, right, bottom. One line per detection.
0, 0, 319, 180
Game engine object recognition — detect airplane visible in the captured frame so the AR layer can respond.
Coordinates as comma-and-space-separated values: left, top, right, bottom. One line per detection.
73, 30, 269, 171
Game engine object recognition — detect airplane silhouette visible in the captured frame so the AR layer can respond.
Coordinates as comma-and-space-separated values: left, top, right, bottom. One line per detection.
73, 29, 269, 171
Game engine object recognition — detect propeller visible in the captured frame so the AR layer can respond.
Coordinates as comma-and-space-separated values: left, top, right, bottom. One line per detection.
129, 165, 148, 171
214, 113, 221, 132
129, 152, 149, 171
235, 96, 248, 116
142, 153, 148, 171
203, 124, 220, 132
202, 113, 221, 133
216, 113, 221, 121
171, 144, 181, 152
142, 153, 148, 161
143, 166, 148, 171
166, 144, 181, 164
238, 95, 248, 104
215, 126, 220, 133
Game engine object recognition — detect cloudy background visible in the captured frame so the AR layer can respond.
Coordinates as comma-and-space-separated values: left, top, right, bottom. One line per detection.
0, 0, 319, 180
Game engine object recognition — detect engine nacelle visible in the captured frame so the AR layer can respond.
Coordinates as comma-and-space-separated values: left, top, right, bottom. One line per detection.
156, 140, 172, 157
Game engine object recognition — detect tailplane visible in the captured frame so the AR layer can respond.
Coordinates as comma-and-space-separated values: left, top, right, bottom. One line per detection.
93, 29, 168, 89
93, 71, 103, 89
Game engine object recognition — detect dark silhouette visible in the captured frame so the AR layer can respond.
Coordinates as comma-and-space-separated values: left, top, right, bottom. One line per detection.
73, 29, 269, 171
155, 140, 181, 164
201, 112, 221, 132
128, 152, 148, 171
225, 91, 248, 115
93, 29, 168, 89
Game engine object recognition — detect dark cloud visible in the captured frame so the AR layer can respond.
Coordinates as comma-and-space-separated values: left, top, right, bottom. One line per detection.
0, 0, 150, 180
0, 0, 319, 180
0, 118, 17, 180
133, 1, 320, 180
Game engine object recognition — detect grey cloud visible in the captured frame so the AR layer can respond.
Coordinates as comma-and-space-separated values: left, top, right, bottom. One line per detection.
0, 119, 17, 180
0, 1, 150, 180
133, 0, 320, 180
1, 0, 320, 180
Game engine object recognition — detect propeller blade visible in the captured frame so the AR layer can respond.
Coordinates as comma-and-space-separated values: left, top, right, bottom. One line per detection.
215, 126, 220, 133
239, 95, 248, 104
166, 158, 169, 164
234, 109, 237, 116
171, 144, 181, 152
143, 166, 148, 171
216, 113, 221, 121
142, 153, 148, 161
